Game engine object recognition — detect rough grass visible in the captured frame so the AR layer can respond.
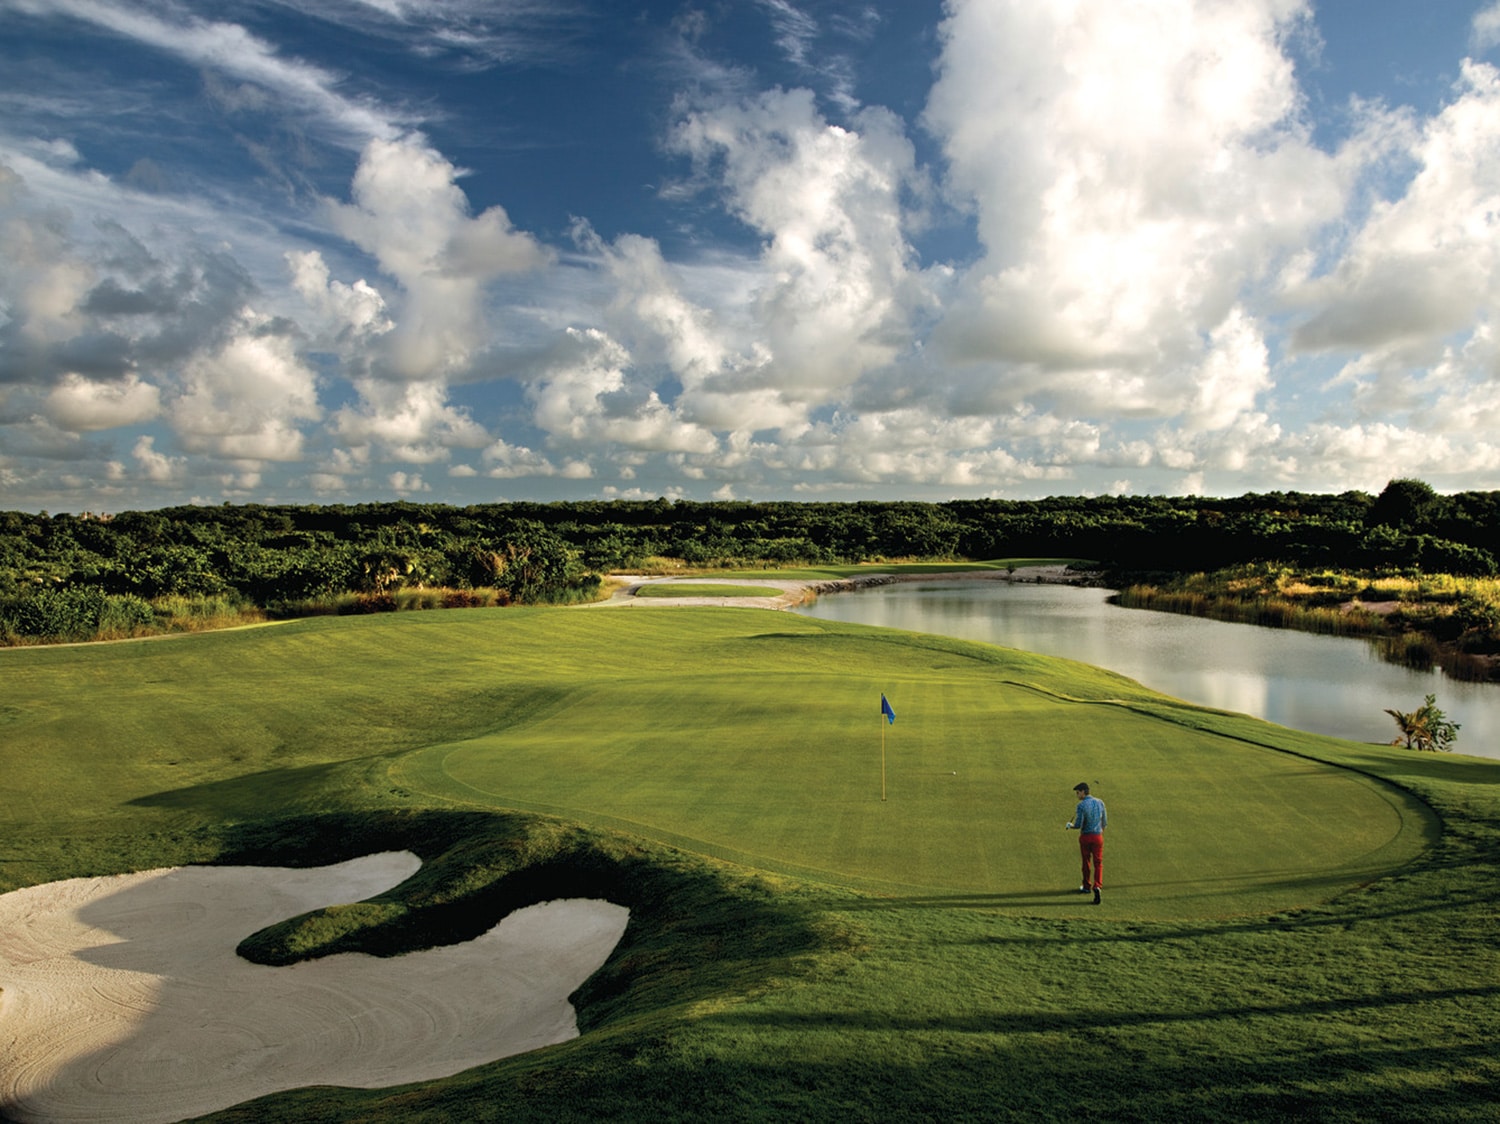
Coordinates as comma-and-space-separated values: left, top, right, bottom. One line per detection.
2, 607, 1497, 1122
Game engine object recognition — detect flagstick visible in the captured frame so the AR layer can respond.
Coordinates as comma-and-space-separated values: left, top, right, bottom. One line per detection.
881, 718, 887, 802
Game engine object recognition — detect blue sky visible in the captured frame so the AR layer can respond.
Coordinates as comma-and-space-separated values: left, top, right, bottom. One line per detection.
5, 0, 1500, 512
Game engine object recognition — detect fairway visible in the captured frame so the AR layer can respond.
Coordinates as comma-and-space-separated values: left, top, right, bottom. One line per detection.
0, 609, 1434, 922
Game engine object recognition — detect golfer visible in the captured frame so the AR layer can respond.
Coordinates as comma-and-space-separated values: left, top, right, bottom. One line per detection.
1065, 782, 1106, 904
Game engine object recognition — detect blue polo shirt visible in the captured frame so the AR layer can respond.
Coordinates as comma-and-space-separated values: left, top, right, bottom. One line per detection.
1073, 795, 1106, 834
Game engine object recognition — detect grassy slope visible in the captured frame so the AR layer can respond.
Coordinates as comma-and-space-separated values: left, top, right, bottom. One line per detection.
1, 607, 1497, 1122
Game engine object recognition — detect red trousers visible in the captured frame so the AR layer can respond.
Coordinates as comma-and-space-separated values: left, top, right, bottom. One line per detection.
1078, 833, 1103, 890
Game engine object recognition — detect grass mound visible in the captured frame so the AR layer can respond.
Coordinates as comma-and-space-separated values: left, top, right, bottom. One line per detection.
218, 810, 837, 1035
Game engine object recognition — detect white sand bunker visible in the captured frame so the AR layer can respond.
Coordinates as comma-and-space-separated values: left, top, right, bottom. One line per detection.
0, 852, 629, 1124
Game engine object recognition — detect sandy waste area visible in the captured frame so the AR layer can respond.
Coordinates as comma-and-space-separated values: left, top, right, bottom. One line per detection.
0, 852, 629, 1123
603, 564, 1086, 609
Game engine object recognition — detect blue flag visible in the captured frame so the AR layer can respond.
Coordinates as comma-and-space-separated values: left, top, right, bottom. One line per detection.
881, 694, 895, 725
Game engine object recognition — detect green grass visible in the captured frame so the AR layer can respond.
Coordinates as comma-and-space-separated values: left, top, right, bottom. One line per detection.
397, 626, 1429, 915
633, 583, 786, 598
2, 606, 1497, 1121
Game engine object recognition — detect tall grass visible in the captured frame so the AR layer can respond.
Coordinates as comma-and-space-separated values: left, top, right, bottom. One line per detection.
151, 593, 265, 633
265, 587, 512, 617
1113, 585, 1384, 638
1116, 564, 1500, 681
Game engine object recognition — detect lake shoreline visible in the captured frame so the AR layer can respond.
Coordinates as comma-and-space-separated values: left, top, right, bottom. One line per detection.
793, 575, 1500, 759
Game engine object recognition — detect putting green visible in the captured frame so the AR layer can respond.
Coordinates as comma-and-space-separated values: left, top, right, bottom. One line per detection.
390, 611, 1436, 919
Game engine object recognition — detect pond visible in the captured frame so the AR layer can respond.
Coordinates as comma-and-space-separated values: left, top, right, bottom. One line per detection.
792, 577, 1500, 761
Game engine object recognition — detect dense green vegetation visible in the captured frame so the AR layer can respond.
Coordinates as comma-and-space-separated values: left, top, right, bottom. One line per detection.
3, 608, 1496, 1121
5, 478, 1500, 644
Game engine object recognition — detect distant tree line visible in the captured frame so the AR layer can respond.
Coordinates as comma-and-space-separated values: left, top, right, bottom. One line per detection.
1, 479, 1495, 642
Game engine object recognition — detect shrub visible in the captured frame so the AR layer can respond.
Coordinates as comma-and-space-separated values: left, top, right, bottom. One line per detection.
0, 587, 165, 642
97, 593, 156, 637
440, 589, 496, 608
1, 587, 107, 640
393, 589, 445, 611
339, 594, 397, 614
1384, 693, 1461, 751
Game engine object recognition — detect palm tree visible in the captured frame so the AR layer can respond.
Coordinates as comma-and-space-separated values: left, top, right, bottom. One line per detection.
1384, 694, 1460, 752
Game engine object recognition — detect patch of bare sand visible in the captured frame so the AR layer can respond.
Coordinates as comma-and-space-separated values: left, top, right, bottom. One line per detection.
604, 576, 812, 609
600, 565, 1090, 610
0, 852, 629, 1124
1344, 599, 1401, 616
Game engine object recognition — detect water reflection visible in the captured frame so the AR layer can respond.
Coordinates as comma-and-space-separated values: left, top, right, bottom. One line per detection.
793, 579, 1500, 760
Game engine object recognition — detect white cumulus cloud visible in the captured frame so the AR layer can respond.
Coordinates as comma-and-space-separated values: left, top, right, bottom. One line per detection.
167, 310, 321, 461
287, 250, 393, 342
44, 373, 162, 432
329, 135, 551, 380
334, 379, 489, 463
526, 327, 719, 454
925, 0, 1336, 410
1474, 3, 1500, 52
670, 88, 936, 407
130, 434, 186, 484
1288, 61, 1500, 383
